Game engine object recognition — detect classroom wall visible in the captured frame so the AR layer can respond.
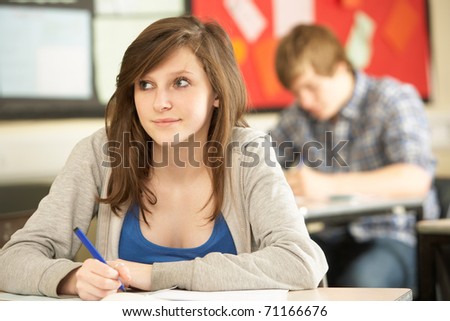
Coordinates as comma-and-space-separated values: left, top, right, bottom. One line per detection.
0, 0, 449, 187
425, 0, 450, 176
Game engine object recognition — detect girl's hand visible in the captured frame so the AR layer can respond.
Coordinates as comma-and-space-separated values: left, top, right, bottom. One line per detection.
114, 259, 153, 291
58, 258, 132, 300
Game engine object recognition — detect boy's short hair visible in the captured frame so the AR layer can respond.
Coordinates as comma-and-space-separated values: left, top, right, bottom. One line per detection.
275, 24, 352, 89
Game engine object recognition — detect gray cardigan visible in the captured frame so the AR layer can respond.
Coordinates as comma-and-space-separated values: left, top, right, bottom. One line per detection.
0, 127, 328, 297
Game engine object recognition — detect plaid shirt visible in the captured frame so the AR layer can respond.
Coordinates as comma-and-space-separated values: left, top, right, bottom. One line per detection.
270, 71, 440, 246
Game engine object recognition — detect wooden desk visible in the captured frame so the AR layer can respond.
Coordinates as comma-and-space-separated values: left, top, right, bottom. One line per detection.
288, 287, 412, 301
1, 287, 412, 301
416, 219, 450, 300
298, 196, 424, 224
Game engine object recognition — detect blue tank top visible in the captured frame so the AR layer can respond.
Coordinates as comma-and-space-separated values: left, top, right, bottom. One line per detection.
119, 205, 237, 264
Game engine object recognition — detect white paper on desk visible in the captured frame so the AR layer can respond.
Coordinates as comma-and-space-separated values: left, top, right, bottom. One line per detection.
0, 288, 288, 301
153, 289, 288, 301
104, 288, 288, 301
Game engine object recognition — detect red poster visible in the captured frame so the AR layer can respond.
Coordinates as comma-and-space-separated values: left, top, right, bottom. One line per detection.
192, 0, 431, 110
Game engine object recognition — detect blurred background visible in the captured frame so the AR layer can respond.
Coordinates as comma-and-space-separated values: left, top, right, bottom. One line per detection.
0, 0, 449, 214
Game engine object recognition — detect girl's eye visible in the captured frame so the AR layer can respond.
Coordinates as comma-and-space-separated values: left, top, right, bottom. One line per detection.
175, 77, 189, 88
139, 80, 153, 90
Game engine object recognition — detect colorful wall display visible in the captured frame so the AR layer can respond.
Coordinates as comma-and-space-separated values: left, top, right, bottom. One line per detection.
192, 0, 431, 110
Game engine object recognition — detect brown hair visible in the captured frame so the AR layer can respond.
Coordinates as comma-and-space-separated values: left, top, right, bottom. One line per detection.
100, 16, 248, 222
275, 24, 352, 89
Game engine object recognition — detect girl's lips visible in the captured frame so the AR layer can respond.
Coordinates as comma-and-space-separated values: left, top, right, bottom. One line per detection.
152, 118, 181, 127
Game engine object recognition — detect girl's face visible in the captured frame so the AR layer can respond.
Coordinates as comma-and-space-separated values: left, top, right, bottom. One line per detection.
134, 47, 219, 147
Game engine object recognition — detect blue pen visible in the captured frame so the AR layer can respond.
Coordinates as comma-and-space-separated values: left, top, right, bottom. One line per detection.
73, 227, 126, 292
